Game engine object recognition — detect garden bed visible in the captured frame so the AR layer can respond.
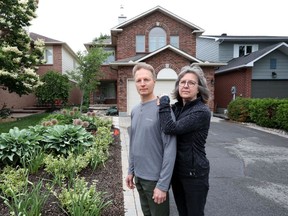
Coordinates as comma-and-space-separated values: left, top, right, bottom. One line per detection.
0, 133, 124, 216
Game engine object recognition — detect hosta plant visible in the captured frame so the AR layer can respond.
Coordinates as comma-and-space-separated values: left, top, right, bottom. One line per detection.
0, 127, 42, 166
42, 124, 94, 156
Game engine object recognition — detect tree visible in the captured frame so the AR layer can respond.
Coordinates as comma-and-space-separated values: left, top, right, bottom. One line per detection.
0, 0, 44, 96
35, 71, 70, 109
67, 42, 110, 111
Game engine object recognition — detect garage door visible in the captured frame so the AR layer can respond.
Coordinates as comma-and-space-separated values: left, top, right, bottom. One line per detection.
127, 79, 177, 115
252, 80, 288, 98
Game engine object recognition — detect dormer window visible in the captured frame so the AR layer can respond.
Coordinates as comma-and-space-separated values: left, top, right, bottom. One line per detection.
149, 27, 166, 52
233, 44, 258, 58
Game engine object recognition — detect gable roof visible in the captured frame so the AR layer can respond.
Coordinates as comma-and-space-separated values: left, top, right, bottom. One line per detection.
109, 45, 203, 68
200, 34, 288, 43
216, 42, 288, 73
111, 5, 204, 35
29, 32, 78, 59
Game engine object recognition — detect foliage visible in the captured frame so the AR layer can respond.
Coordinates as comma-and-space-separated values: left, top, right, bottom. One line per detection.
66, 43, 110, 110
0, 110, 116, 214
87, 126, 113, 170
249, 98, 283, 128
0, 112, 50, 133
1, 180, 49, 216
44, 153, 90, 186
57, 177, 111, 216
42, 124, 94, 156
0, 104, 11, 119
106, 106, 118, 116
227, 97, 288, 132
0, 0, 45, 95
275, 103, 288, 131
0, 166, 28, 197
41, 107, 82, 125
93, 34, 110, 42
35, 71, 70, 109
0, 127, 43, 167
227, 97, 252, 122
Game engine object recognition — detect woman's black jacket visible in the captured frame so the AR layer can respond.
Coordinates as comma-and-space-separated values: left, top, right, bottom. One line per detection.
159, 97, 211, 178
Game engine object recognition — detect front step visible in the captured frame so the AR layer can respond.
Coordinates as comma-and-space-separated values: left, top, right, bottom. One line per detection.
89, 104, 116, 111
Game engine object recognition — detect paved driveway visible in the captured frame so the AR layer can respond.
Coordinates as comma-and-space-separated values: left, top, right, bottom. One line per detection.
203, 118, 288, 216
121, 116, 288, 216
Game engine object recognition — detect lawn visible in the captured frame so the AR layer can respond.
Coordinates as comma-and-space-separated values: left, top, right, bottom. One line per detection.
0, 112, 50, 133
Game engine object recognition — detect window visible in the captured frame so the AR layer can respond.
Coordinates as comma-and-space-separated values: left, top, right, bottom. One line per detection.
103, 47, 115, 64
149, 27, 166, 52
44, 47, 53, 64
136, 35, 145, 52
239, 45, 252, 57
102, 82, 116, 99
233, 44, 258, 58
170, 36, 179, 48
270, 58, 277, 69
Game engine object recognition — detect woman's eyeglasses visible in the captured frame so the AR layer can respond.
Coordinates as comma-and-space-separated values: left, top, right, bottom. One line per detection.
179, 80, 198, 87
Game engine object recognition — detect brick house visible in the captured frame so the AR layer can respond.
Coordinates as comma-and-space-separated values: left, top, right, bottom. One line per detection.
197, 35, 288, 113
86, 6, 223, 116
0, 32, 82, 109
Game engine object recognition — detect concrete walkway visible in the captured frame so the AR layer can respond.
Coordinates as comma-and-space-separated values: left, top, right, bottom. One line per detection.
113, 116, 143, 216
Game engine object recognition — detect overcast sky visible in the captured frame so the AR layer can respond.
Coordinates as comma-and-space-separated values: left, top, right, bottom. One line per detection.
29, 0, 287, 53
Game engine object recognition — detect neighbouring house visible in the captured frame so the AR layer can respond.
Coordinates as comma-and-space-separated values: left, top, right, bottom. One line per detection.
0, 32, 82, 110
85, 5, 224, 116
197, 34, 288, 113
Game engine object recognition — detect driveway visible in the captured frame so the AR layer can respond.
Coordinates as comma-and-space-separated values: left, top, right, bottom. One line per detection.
203, 118, 288, 216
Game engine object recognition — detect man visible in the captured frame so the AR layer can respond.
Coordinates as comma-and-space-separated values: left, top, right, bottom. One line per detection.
125, 62, 176, 216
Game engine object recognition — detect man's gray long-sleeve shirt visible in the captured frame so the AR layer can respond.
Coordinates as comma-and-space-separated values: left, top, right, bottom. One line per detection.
128, 99, 176, 191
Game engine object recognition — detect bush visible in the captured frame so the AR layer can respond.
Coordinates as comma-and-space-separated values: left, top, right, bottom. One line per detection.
0, 104, 11, 119
35, 71, 70, 109
227, 97, 288, 132
227, 97, 252, 122
275, 102, 288, 131
249, 98, 283, 128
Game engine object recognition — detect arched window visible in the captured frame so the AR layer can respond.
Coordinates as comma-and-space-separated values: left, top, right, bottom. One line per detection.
149, 27, 166, 52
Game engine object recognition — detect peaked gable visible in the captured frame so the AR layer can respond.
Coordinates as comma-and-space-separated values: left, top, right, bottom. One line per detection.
111, 6, 204, 34
216, 42, 288, 73
109, 45, 202, 67
30, 32, 78, 59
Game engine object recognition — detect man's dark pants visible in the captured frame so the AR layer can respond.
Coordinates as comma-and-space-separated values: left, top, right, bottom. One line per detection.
135, 176, 170, 216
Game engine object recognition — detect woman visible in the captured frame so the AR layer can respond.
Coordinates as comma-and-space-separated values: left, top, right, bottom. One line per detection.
158, 65, 211, 216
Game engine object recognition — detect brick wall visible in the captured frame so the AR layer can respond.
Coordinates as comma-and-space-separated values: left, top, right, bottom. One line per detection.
116, 11, 196, 60
37, 45, 62, 76
214, 68, 252, 111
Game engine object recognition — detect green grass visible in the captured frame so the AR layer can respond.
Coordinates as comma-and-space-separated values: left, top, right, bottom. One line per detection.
0, 112, 51, 133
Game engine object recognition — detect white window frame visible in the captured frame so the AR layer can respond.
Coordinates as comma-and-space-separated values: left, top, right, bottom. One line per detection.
170, 36, 179, 48
136, 35, 145, 52
233, 44, 258, 58
149, 27, 166, 52
44, 46, 53, 64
